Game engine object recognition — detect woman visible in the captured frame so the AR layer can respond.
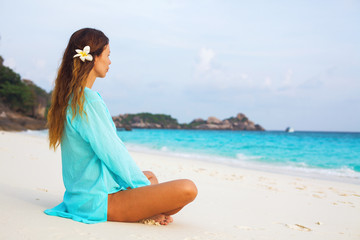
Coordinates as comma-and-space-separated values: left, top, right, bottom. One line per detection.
45, 28, 197, 225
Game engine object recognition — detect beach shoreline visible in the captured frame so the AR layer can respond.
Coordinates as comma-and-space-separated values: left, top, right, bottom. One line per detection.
21, 129, 360, 185
127, 145, 360, 186
1, 130, 360, 240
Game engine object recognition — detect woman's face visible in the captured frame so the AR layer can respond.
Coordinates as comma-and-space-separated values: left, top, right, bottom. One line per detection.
93, 44, 111, 78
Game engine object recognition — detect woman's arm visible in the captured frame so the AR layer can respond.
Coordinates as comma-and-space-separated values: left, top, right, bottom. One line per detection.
73, 98, 151, 189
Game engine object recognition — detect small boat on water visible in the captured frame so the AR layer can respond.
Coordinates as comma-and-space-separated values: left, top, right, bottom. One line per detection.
285, 127, 295, 133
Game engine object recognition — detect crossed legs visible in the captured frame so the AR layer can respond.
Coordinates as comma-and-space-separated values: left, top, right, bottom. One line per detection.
107, 171, 197, 225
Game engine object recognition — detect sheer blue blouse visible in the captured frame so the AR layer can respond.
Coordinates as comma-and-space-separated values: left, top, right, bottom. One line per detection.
44, 87, 150, 223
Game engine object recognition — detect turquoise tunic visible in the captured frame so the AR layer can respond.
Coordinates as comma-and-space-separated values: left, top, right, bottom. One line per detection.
44, 87, 150, 223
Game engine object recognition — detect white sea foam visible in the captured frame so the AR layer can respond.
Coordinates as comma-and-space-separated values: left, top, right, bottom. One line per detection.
233, 157, 360, 184
20, 129, 48, 138
236, 153, 261, 161
160, 146, 168, 152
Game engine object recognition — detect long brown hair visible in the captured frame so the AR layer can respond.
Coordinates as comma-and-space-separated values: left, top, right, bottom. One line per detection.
47, 28, 109, 150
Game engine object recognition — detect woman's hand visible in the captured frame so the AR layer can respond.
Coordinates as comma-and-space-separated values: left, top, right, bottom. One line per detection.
143, 171, 158, 185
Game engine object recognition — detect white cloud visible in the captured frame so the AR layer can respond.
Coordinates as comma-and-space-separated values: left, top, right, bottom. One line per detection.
283, 69, 293, 86
196, 47, 215, 72
264, 76, 272, 88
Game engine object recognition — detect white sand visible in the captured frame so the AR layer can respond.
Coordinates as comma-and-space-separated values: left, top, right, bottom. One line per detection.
0, 131, 359, 240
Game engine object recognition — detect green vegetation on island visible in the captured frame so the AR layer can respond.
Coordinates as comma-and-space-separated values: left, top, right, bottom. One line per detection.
113, 113, 180, 130
112, 113, 265, 131
0, 56, 51, 130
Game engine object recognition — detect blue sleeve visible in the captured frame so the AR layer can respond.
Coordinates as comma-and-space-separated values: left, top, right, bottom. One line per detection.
73, 98, 150, 189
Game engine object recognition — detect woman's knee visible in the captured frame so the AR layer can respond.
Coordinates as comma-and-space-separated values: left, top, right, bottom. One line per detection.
178, 179, 198, 203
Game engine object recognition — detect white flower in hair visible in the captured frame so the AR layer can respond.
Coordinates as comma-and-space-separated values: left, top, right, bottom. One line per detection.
73, 46, 93, 62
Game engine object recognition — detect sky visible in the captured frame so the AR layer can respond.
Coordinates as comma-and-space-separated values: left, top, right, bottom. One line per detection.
0, 0, 359, 131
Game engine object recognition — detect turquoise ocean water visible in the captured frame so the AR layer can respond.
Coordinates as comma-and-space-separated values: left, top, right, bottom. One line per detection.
27, 129, 360, 184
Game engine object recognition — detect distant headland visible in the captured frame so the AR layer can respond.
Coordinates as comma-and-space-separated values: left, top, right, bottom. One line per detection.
0, 56, 50, 131
112, 113, 264, 131
0, 55, 264, 132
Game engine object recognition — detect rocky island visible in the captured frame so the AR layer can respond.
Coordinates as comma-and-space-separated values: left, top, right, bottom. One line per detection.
112, 112, 264, 131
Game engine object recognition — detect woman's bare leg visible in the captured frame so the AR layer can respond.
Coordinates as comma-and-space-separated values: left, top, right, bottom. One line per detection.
107, 179, 197, 224
141, 171, 176, 224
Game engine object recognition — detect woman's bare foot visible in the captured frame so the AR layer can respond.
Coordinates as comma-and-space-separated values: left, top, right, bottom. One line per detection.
164, 215, 173, 224
140, 214, 173, 225
151, 214, 173, 225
